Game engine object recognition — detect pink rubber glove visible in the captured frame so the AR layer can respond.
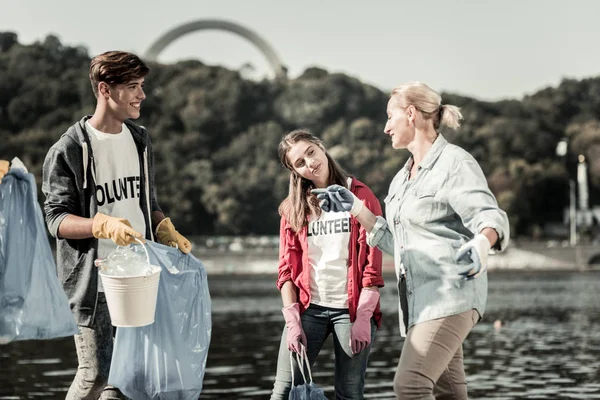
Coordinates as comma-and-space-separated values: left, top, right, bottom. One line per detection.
282, 303, 307, 354
351, 289, 380, 355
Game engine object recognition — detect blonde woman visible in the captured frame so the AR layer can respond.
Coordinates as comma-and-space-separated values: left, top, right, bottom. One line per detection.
314, 82, 510, 400
271, 130, 384, 399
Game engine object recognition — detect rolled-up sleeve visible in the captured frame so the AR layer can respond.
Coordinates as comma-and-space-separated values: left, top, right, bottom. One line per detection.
42, 147, 79, 238
367, 216, 395, 257
447, 159, 510, 251
276, 216, 296, 290
358, 188, 384, 288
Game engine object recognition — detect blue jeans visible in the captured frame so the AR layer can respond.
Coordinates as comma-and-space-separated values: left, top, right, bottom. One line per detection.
271, 303, 376, 400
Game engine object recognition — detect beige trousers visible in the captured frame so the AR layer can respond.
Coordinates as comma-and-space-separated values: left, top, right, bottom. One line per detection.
393, 309, 480, 399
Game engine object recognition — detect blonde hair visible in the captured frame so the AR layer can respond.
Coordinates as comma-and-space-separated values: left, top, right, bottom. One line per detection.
277, 129, 349, 232
391, 82, 463, 130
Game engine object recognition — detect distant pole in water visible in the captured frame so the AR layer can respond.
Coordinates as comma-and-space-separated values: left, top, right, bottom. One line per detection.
577, 155, 593, 229
556, 138, 577, 246
570, 181, 577, 246
577, 155, 589, 212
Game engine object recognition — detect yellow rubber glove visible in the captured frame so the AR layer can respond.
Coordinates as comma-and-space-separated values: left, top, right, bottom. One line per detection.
155, 218, 192, 254
92, 213, 144, 246
0, 160, 9, 184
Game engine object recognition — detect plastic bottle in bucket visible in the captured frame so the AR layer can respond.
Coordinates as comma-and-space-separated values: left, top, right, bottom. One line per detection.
98, 238, 161, 327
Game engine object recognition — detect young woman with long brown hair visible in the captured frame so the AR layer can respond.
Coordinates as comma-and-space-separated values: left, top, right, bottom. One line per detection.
270, 129, 384, 399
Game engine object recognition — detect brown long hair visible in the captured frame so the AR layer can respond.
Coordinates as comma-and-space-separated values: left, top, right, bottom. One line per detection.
278, 129, 349, 232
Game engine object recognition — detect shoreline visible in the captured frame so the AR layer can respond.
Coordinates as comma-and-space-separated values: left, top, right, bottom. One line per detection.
190, 240, 600, 275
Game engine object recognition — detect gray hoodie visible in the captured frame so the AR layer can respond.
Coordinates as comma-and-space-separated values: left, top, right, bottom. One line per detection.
42, 116, 162, 327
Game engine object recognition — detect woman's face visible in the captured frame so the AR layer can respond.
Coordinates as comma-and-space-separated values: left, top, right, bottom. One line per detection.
384, 96, 415, 149
286, 140, 330, 188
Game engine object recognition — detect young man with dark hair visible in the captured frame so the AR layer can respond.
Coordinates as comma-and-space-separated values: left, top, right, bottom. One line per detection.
42, 51, 191, 400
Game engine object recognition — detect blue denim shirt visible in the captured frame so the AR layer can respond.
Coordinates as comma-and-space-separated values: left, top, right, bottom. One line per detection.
367, 135, 510, 336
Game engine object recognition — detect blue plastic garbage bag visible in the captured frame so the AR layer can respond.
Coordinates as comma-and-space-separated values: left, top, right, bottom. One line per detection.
109, 241, 212, 400
0, 169, 78, 343
289, 345, 328, 400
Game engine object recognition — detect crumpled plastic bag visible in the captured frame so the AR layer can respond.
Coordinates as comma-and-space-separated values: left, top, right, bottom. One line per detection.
289, 346, 328, 400
109, 241, 212, 399
0, 167, 78, 343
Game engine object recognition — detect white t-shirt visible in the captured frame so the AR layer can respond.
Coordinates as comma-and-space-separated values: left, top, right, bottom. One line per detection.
86, 122, 146, 290
307, 208, 352, 309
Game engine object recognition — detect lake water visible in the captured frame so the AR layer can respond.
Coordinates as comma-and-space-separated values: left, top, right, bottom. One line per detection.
1, 270, 600, 399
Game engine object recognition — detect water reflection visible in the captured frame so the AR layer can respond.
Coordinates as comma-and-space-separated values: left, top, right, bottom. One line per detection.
1, 271, 599, 399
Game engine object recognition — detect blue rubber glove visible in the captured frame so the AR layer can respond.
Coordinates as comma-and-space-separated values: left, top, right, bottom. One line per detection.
455, 234, 491, 280
311, 185, 363, 216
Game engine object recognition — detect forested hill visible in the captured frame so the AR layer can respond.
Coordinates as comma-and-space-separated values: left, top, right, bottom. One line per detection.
1, 32, 599, 237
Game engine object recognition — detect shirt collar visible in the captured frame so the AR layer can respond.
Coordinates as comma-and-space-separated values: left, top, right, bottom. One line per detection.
402, 134, 449, 172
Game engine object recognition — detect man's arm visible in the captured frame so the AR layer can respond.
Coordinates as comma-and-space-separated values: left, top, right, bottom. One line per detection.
145, 129, 163, 217
42, 146, 81, 238
58, 215, 94, 239
151, 210, 166, 233
42, 144, 93, 240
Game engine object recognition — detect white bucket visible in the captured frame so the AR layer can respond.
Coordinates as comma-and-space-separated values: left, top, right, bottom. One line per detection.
99, 239, 161, 327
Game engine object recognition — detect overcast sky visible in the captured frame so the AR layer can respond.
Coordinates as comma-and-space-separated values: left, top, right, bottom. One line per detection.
1, 0, 599, 100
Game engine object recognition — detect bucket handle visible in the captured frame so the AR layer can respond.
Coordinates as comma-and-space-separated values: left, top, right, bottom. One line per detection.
96, 238, 155, 274
113, 237, 151, 268
132, 237, 151, 267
